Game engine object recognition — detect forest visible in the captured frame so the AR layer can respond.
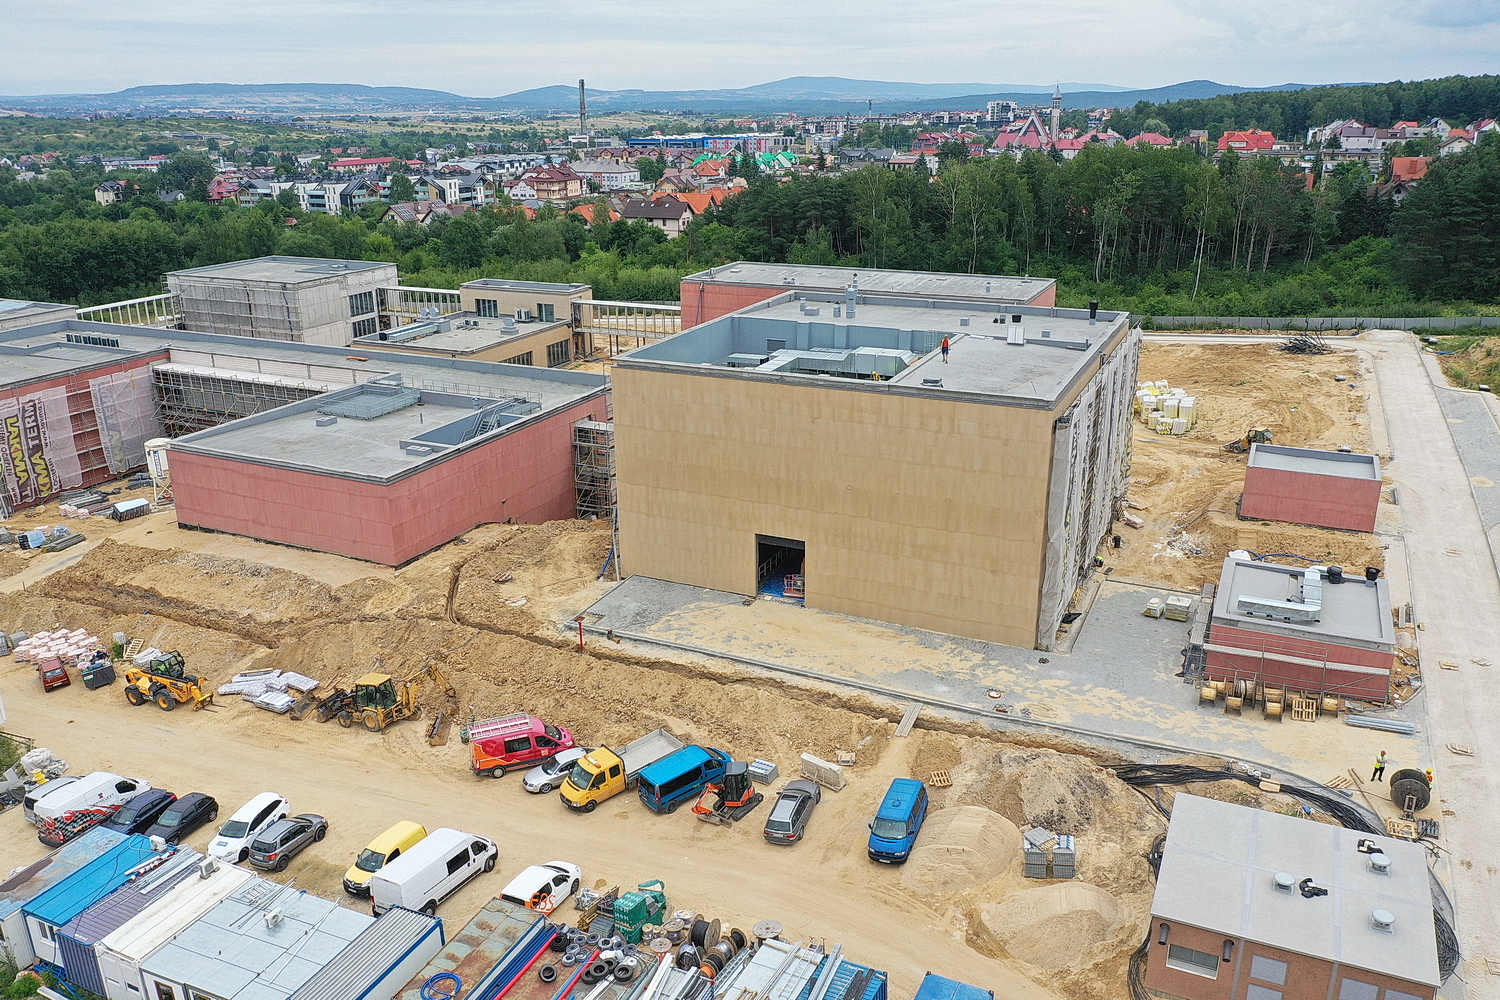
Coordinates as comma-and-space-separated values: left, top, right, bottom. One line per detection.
2, 135, 1498, 317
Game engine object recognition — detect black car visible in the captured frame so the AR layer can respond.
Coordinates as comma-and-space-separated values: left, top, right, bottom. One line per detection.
103, 789, 177, 835
763, 779, 822, 845
248, 814, 328, 872
143, 792, 218, 844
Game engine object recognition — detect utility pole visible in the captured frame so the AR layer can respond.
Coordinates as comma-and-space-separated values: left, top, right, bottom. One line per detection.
578, 79, 587, 137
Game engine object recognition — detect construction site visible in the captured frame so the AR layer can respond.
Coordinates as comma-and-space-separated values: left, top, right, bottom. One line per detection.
0, 265, 1489, 1000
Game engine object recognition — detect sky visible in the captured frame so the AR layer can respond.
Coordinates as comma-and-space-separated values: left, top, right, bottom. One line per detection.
2, 0, 1498, 96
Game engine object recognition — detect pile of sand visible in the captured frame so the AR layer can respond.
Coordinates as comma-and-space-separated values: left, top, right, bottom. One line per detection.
900, 806, 1021, 899
959, 746, 1118, 832
0, 550, 27, 580
970, 882, 1127, 969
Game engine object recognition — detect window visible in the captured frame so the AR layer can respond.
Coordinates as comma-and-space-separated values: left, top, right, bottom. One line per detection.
155, 985, 178, 1000
504, 737, 531, 754
349, 291, 375, 317
1246, 987, 1282, 1000
546, 340, 571, 367
1337, 980, 1378, 1000
536, 302, 555, 322
352, 317, 378, 338
502, 352, 533, 366
1165, 945, 1219, 979
191, 991, 225, 1000
607, 764, 621, 779
66, 333, 122, 348
1384, 991, 1422, 1000
477, 298, 499, 318
1250, 956, 1288, 986
37, 923, 55, 942
445, 849, 470, 876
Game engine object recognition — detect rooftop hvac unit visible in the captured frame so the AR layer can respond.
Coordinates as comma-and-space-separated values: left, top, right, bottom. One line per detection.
149, 836, 168, 852
1370, 909, 1395, 933
1006, 325, 1025, 345
264, 907, 285, 929
515, 308, 533, 322
198, 857, 219, 879
1368, 852, 1390, 874
1272, 871, 1295, 893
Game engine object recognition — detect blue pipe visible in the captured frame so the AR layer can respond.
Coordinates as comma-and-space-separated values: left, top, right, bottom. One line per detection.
422, 972, 462, 1000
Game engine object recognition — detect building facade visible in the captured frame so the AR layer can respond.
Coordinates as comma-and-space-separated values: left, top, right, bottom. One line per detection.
1240, 444, 1381, 533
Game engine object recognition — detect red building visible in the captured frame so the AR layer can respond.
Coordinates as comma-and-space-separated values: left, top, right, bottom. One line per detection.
1240, 444, 1381, 532
1205, 558, 1394, 702
679, 263, 1058, 328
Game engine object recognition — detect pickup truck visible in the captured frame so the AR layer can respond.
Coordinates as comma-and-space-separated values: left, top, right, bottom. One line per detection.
559, 729, 685, 813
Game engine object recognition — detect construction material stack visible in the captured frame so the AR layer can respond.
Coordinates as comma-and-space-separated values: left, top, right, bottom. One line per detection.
1135, 379, 1198, 436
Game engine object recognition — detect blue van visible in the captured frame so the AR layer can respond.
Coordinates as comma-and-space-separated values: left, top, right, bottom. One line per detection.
637, 746, 729, 814
867, 778, 929, 863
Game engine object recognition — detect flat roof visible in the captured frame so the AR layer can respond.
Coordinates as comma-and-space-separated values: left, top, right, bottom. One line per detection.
1248, 443, 1380, 480
0, 321, 607, 482
354, 316, 571, 356
1153, 795, 1439, 987
682, 261, 1054, 303
0, 298, 74, 319
0, 828, 127, 921
1212, 558, 1394, 649
616, 291, 1132, 409
168, 257, 395, 285
24, 835, 162, 927
461, 278, 590, 294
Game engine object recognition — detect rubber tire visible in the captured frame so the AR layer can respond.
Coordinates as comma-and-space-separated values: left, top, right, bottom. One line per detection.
156, 691, 176, 711
483, 853, 496, 873
613, 966, 636, 983
488, 768, 503, 779
582, 800, 597, 813
540, 783, 554, 794
275, 855, 290, 872
570, 879, 579, 896
361, 711, 382, 732
125, 687, 146, 706
665, 799, 679, 814
314, 825, 326, 841
236, 848, 248, 863
422, 901, 437, 916
538, 964, 558, 984
550, 935, 569, 953
337, 712, 353, 729
207, 808, 218, 823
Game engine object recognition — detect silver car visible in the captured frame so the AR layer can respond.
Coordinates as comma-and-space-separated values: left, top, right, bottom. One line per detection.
248, 813, 328, 871
522, 747, 591, 794
763, 780, 821, 845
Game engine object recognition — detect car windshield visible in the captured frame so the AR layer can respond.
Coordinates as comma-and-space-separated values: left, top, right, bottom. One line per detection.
567, 761, 594, 789
871, 818, 907, 840
544, 723, 562, 740
354, 848, 387, 873
113, 803, 147, 825
766, 819, 792, 832
219, 820, 249, 839
157, 809, 183, 827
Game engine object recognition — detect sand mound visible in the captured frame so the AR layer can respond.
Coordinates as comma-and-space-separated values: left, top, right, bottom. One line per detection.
900, 806, 1021, 899
971, 882, 1125, 969
959, 746, 1117, 833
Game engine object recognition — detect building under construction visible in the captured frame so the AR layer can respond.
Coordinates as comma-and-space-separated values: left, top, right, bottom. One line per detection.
165, 257, 399, 346
611, 282, 1138, 649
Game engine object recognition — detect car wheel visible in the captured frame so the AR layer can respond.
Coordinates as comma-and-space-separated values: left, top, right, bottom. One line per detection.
483, 853, 496, 873
155, 691, 176, 711
238, 848, 248, 863
207, 809, 218, 822
540, 783, 554, 794
314, 825, 326, 841
570, 879, 579, 895
422, 901, 437, 916
583, 800, 597, 813
276, 855, 290, 871
665, 799, 679, 814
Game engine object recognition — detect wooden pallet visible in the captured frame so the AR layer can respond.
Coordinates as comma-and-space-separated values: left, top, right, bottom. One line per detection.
123, 638, 144, 660
1325, 774, 1353, 789
928, 770, 953, 788
1384, 818, 1420, 841
1290, 698, 1318, 722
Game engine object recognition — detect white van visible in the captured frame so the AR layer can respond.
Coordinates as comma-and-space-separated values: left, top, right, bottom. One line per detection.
21, 776, 79, 825
32, 773, 150, 824
369, 827, 496, 916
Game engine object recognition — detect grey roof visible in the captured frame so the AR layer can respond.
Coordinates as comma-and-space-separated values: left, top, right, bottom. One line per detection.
167, 257, 396, 285
682, 261, 1054, 303
1248, 443, 1380, 481
395, 899, 539, 1000
1211, 558, 1394, 649
0, 320, 607, 483
1153, 794, 1439, 987
288, 906, 442, 1000
353, 316, 571, 356
461, 278, 590, 294
616, 291, 1131, 409
0, 298, 75, 329
620, 199, 692, 220
140, 880, 372, 1000
59, 849, 203, 946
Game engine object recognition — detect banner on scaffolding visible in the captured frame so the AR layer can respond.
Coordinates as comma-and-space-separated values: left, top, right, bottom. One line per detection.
0, 397, 54, 506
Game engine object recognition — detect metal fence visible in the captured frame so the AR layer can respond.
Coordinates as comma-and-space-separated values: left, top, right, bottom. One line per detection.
1145, 315, 1500, 332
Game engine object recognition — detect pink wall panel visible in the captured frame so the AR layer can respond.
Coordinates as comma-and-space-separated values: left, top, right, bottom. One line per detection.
172, 395, 606, 565
1241, 466, 1380, 533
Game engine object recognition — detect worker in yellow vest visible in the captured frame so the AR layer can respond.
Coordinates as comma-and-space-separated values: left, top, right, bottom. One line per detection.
1371, 751, 1388, 782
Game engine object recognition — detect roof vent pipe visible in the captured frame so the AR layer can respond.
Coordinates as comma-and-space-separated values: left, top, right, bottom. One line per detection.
1089, 299, 1099, 325
1371, 909, 1395, 932
1369, 852, 1391, 874
845, 283, 857, 319
1273, 872, 1295, 893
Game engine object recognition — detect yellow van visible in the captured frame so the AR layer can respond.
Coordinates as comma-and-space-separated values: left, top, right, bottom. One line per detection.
343, 820, 426, 896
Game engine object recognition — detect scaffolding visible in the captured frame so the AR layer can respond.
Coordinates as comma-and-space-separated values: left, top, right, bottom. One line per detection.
571, 300, 682, 356
167, 276, 305, 341
151, 367, 323, 436
573, 419, 615, 520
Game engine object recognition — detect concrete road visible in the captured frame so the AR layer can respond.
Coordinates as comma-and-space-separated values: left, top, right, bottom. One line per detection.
1361, 331, 1498, 996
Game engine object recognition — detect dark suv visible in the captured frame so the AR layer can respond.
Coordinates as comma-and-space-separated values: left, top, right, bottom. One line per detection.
249, 814, 328, 871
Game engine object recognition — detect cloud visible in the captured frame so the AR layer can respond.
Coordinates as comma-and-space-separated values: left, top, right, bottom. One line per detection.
0, 0, 1494, 95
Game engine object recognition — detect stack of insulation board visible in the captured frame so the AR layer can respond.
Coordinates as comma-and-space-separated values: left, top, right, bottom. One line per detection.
1135, 380, 1198, 436
12, 629, 102, 665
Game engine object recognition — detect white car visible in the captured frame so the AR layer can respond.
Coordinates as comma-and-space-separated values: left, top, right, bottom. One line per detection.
500, 861, 582, 909
208, 792, 289, 862
522, 747, 591, 794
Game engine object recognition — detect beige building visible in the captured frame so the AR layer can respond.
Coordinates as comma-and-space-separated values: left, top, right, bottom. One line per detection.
612, 286, 1139, 648
353, 314, 582, 367
458, 279, 592, 326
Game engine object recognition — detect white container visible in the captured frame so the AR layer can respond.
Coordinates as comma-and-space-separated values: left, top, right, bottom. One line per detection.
144, 439, 172, 483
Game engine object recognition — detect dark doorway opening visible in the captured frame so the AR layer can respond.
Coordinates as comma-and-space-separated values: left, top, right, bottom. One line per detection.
756, 535, 805, 600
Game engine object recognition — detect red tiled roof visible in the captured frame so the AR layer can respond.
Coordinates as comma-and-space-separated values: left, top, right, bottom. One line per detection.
1391, 157, 1431, 183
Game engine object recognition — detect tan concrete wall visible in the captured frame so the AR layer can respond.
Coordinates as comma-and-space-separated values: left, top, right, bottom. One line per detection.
373, 323, 578, 365
459, 286, 591, 320
613, 368, 1057, 646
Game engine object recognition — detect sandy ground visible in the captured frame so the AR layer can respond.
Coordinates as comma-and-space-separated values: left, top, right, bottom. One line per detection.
1106, 343, 1388, 592
0, 518, 1173, 1000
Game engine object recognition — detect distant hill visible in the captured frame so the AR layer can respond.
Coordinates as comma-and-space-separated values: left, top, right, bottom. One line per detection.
0, 77, 1361, 116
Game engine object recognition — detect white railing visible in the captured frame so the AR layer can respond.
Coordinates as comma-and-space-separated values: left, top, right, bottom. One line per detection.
572, 300, 682, 351
76, 292, 182, 328
377, 285, 463, 325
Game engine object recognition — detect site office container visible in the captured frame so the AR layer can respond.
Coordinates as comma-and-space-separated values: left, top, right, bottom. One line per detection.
468, 714, 575, 778
637, 746, 730, 814
370, 828, 497, 916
